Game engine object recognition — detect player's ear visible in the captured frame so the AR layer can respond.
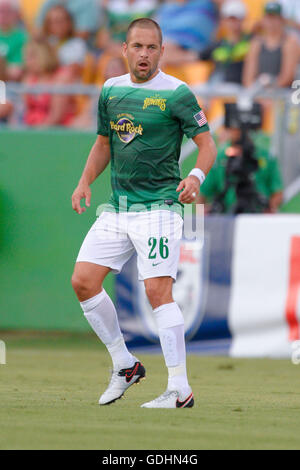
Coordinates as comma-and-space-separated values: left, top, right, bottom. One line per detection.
122, 42, 128, 58
160, 44, 165, 61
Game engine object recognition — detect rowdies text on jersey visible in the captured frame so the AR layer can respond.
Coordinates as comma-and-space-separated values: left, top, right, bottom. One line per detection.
143, 94, 167, 111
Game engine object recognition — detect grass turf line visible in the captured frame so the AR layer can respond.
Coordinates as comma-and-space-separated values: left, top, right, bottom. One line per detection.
0, 334, 300, 450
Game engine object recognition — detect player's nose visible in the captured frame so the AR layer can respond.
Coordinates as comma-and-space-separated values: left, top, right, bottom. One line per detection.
140, 47, 149, 58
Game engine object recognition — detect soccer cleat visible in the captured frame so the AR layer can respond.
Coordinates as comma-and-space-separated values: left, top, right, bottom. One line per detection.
141, 389, 194, 409
99, 360, 146, 405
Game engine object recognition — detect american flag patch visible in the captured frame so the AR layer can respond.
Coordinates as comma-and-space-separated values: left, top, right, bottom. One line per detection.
194, 110, 207, 127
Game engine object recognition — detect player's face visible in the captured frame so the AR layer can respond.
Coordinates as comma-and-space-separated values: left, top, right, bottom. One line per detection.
123, 27, 164, 83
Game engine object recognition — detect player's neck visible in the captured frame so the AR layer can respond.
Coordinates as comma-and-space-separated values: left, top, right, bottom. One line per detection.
130, 68, 160, 85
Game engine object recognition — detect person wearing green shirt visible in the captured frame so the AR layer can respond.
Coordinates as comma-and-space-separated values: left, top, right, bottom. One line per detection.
200, 129, 283, 213
0, 0, 27, 81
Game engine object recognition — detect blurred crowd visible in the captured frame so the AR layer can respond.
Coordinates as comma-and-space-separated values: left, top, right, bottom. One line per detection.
0, 0, 299, 129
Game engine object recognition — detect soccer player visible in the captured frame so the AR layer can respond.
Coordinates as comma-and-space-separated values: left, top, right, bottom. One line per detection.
71, 18, 217, 408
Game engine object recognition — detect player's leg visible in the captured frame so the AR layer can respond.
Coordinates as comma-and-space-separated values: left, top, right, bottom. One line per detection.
72, 261, 135, 370
142, 276, 193, 408
129, 210, 193, 408
71, 261, 109, 301
72, 213, 145, 404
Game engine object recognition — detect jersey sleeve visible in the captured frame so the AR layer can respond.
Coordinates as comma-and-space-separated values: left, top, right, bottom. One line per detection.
97, 87, 109, 136
170, 84, 209, 138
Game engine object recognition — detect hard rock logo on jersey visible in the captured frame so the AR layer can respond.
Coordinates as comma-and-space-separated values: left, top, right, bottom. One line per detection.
143, 94, 167, 111
110, 118, 143, 143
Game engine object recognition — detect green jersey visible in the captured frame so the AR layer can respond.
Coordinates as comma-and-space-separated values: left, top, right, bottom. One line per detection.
0, 28, 27, 65
97, 70, 209, 213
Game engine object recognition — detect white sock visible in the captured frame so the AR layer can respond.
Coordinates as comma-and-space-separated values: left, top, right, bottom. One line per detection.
153, 302, 190, 394
80, 289, 135, 370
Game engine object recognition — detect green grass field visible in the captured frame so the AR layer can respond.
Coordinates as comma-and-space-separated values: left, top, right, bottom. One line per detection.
0, 332, 300, 450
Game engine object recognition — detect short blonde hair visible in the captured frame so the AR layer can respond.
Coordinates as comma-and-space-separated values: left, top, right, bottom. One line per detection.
25, 40, 59, 74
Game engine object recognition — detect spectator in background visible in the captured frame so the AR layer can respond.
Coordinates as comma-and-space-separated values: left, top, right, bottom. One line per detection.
98, 0, 159, 57
104, 0, 158, 43
23, 40, 76, 127
104, 56, 127, 81
0, 0, 27, 81
243, 1, 299, 88
198, 127, 283, 214
36, 0, 102, 41
42, 5, 87, 77
199, 0, 250, 84
156, 0, 220, 67
0, 56, 13, 122
274, 1, 300, 36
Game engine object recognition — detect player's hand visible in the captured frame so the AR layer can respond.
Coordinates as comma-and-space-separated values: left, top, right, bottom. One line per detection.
176, 176, 200, 204
72, 183, 91, 214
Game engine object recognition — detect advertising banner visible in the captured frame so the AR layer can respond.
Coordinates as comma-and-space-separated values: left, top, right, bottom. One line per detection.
117, 215, 300, 358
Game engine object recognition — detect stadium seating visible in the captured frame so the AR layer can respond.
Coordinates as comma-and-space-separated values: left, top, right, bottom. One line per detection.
242, 0, 266, 30
95, 54, 117, 85
162, 61, 214, 86
82, 53, 97, 85
20, 0, 45, 30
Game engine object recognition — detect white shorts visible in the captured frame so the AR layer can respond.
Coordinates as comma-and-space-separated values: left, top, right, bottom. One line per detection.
76, 210, 183, 281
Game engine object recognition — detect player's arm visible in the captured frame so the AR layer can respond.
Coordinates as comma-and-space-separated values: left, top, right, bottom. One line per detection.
170, 84, 217, 204
177, 131, 217, 204
72, 135, 111, 214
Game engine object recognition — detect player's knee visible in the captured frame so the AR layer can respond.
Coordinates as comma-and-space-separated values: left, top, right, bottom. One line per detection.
71, 272, 91, 298
145, 283, 172, 309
